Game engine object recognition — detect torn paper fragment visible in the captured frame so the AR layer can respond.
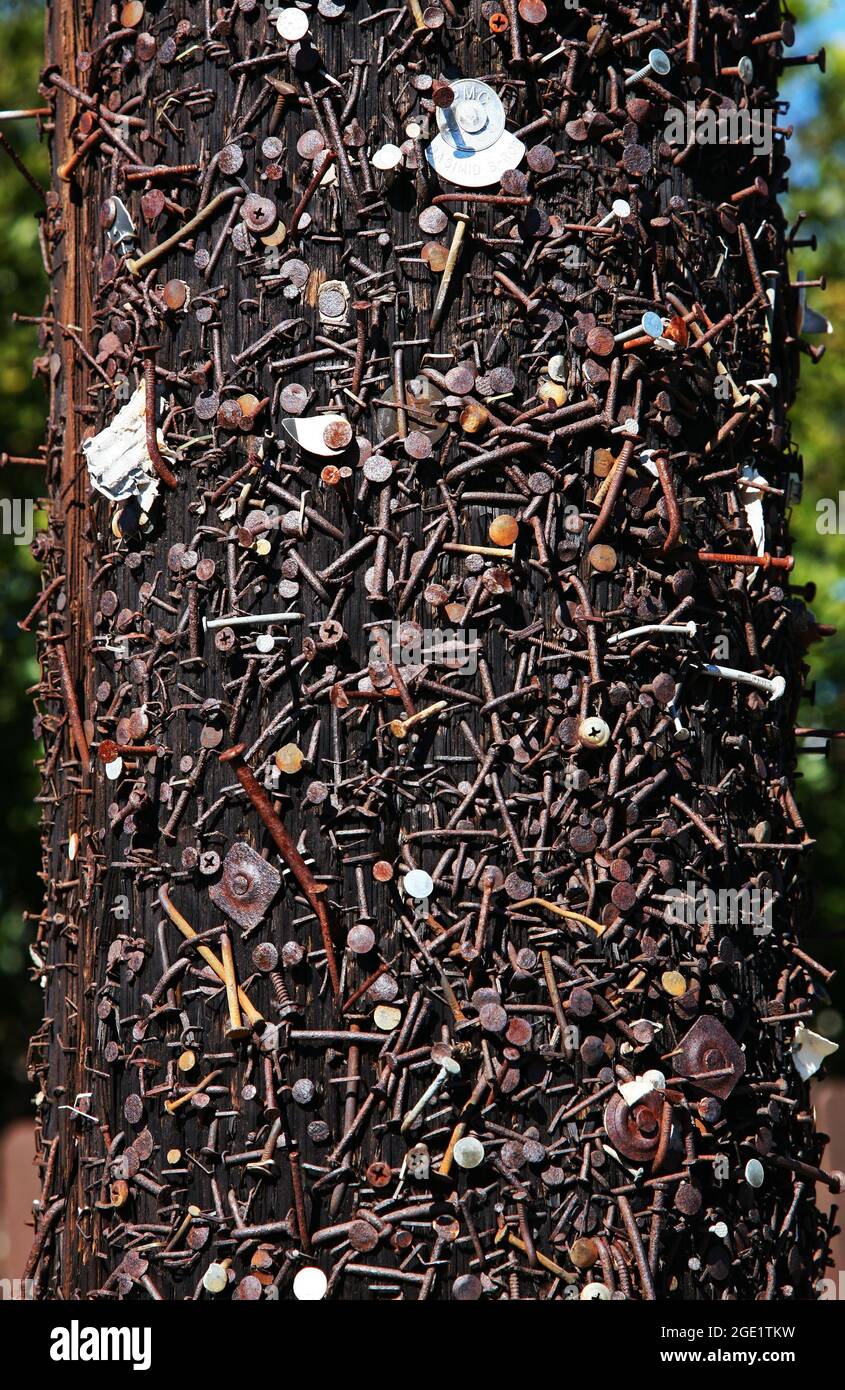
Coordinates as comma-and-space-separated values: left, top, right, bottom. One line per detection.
618, 1077, 656, 1107
620, 1019, 663, 1055
82, 382, 160, 513
797, 271, 834, 336
738, 466, 767, 559
733, 465, 768, 591
602, 1143, 643, 1182
801, 303, 833, 335
282, 413, 351, 457
791, 1023, 839, 1081
426, 130, 525, 188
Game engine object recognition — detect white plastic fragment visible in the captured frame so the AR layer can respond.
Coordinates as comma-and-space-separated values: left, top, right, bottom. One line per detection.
202, 1262, 229, 1294
281, 413, 350, 456
602, 1143, 644, 1182
791, 1022, 839, 1081
738, 465, 767, 559
426, 129, 525, 188
426, 76, 524, 187
82, 382, 160, 512
617, 1072, 665, 1107
797, 270, 833, 335
618, 1077, 656, 1107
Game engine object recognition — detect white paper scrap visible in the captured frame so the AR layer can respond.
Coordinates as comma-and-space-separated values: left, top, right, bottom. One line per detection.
82, 383, 160, 512
791, 1023, 839, 1081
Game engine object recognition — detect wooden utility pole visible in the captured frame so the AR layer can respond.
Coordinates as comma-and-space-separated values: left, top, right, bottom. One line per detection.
25, 0, 836, 1301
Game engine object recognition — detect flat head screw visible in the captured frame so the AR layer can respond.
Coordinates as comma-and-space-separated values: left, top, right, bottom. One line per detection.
624, 48, 671, 87
613, 311, 665, 344
721, 56, 754, 84
252, 941, 301, 1021
400, 1054, 461, 1133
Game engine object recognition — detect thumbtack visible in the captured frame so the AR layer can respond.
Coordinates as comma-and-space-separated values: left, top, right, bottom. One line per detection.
275, 8, 310, 42
403, 869, 434, 899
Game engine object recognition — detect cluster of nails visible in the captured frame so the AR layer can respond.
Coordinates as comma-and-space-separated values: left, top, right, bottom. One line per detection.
20, 0, 840, 1304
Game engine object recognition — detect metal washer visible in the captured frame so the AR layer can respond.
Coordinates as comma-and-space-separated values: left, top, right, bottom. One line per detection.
435, 78, 506, 153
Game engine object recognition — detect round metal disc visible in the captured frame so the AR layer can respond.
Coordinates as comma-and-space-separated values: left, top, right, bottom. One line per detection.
435, 78, 506, 153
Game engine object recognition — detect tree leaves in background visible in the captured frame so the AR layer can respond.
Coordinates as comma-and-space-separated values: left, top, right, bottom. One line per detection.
784, 4, 845, 1062
0, 0, 49, 1126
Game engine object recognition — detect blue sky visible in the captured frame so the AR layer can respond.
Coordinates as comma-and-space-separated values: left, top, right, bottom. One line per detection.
787, 0, 845, 124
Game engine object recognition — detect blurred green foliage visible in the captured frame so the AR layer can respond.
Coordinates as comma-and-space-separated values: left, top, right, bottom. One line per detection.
0, 1, 844, 1129
782, 11, 845, 1062
0, 0, 48, 1126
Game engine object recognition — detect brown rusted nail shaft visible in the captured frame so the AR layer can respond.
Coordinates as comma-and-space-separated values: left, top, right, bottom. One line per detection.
53, 641, 90, 772
219, 745, 341, 997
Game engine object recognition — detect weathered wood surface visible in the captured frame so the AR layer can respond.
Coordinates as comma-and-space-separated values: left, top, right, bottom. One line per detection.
25, 0, 834, 1300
